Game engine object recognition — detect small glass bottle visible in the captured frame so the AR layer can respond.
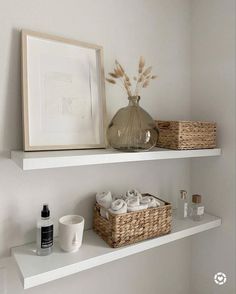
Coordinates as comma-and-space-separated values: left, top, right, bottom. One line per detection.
191, 194, 204, 221
36, 204, 54, 256
177, 190, 188, 219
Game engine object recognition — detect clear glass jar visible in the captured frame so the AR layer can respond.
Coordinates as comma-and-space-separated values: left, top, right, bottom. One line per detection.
107, 96, 159, 151
190, 194, 204, 221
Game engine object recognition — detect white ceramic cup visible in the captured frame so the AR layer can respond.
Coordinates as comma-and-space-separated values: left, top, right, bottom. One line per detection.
59, 215, 85, 253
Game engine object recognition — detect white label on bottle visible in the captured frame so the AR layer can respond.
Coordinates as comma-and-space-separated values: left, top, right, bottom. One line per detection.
184, 203, 188, 218
41, 225, 53, 248
197, 206, 204, 215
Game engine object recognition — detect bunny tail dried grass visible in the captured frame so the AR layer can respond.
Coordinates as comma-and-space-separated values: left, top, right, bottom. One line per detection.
109, 72, 119, 78
106, 78, 116, 84
138, 56, 145, 73
138, 75, 144, 83
143, 66, 152, 76
106, 57, 157, 96
115, 60, 125, 74
124, 73, 130, 82
114, 68, 123, 77
143, 80, 150, 88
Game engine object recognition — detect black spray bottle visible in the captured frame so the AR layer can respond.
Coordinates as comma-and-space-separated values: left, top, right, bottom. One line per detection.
36, 204, 53, 256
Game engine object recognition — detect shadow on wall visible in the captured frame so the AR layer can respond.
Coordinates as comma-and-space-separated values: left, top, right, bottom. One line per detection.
73, 193, 96, 230
1, 205, 23, 257
3, 28, 23, 152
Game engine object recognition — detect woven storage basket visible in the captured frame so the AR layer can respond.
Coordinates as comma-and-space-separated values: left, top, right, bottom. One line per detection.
156, 120, 216, 150
93, 194, 172, 248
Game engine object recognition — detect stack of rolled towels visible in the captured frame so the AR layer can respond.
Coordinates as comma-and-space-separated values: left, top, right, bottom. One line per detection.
96, 189, 164, 219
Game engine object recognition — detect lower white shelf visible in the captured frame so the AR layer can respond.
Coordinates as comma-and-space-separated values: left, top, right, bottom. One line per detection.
12, 213, 221, 289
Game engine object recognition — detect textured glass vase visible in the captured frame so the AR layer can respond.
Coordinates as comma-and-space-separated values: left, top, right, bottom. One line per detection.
107, 96, 159, 152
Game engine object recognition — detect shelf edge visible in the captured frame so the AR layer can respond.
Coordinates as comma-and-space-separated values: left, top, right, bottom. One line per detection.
11, 148, 222, 170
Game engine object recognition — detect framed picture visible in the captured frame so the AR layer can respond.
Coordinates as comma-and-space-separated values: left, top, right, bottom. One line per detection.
22, 30, 106, 151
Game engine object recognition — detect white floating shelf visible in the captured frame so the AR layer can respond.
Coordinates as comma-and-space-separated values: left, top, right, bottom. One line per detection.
12, 213, 221, 289
11, 148, 221, 170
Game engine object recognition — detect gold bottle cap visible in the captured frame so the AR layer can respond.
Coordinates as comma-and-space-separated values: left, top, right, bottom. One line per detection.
180, 190, 187, 200
192, 194, 202, 204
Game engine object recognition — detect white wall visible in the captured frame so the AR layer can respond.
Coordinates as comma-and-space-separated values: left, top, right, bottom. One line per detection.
191, 0, 236, 293
0, 1, 192, 293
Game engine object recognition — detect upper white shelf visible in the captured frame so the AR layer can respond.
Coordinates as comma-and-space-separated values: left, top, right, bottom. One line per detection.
11, 148, 221, 170
12, 213, 221, 289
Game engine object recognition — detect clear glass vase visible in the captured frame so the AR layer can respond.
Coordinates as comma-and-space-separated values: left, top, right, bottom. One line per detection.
107, 96, 159, 151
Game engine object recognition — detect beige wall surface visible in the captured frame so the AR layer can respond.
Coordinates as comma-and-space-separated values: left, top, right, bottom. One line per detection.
191, 0, 236, 293
0, 1, 192, 293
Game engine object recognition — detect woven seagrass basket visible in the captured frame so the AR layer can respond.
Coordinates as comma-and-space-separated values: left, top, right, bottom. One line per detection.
93, 194, 172, 248
156, 120, 216, 150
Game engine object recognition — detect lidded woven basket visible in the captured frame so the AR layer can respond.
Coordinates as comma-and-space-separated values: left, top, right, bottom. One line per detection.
156, 120, 216, 150
93, 194, 172, 248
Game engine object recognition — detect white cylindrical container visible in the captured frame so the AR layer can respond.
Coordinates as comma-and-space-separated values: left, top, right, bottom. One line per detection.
59, 215, 85, 253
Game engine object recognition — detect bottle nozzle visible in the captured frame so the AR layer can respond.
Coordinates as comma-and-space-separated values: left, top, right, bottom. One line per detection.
41, 204, 50, 218
180, 190, 187, 200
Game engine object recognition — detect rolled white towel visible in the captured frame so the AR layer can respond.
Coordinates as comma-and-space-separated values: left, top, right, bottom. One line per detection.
112, 194, 123, 201
96, 191, 112, 209
124, 189, 142, 201
126, 195, 148, 212
141, 196, 161, 208
109, 199, 127, 214
100, 207, 109, 219
126, 195, 140, 207
127, 203, 148, 212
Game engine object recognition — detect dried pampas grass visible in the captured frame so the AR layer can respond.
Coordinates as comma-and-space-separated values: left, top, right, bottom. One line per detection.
106, 78, 116, 84
106, 56, 157, 97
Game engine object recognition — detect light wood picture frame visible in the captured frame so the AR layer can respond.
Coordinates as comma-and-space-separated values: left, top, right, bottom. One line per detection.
22, 30, 107, 151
